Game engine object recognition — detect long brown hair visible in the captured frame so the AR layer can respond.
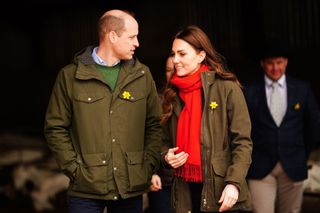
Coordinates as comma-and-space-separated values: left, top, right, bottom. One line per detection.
161, 25, 240, 123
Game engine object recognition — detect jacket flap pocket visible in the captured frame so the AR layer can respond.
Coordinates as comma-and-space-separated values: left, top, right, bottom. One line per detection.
212, 158, 227, 177
119, 91, 145, 102
126, 151, 144, 164
74, 93, 105, 103
212, 161, 227, 177
81, 153, 110, 167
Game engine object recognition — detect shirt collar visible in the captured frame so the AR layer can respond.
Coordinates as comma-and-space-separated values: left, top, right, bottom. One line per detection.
265, 74, 286, 88
91, 47, 120, 66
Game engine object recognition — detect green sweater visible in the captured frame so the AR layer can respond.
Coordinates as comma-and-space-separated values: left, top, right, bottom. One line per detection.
96, 63, 120, 91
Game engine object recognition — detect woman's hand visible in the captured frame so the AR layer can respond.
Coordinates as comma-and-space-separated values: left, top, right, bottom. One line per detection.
165, 147, 189, 168
218, 184, 239, 212
150, 174, 162, 191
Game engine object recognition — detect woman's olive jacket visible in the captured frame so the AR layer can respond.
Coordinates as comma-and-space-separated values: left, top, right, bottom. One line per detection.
44, 46, 162, 200
162, 71, 253, 212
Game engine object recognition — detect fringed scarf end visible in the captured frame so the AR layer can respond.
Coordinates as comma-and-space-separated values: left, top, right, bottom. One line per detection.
175, 163, 202, 182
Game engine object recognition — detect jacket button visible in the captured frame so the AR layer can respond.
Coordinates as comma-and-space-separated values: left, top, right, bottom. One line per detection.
77, 159, 82, 163
113, 196, 118, 200
87, 97, 92, 101
141, 70, 145, 74
102, 160, 106, 164
112, 139, 116, 142
113, 167, 117, 171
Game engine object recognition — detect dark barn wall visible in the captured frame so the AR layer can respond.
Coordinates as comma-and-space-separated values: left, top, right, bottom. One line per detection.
0, 0, 319, 136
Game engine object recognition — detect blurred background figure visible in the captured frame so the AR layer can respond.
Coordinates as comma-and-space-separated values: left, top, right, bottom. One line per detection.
146, 56, 175, 213
243, 38, 319, 213
165, 57, 174, 83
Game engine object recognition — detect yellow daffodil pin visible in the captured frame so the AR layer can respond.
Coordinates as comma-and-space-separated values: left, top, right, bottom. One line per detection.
122, 91, 131, 99
294, 103, 300, 110
210, 101, 218, 110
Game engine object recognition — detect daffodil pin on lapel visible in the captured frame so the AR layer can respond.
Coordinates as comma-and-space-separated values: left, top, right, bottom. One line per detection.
210, 101, 218, 110
122, 91, 131, 99
294, 103, 300, 110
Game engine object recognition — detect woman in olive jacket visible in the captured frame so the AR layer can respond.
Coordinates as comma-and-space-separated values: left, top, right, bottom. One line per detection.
161, 25, 252, 213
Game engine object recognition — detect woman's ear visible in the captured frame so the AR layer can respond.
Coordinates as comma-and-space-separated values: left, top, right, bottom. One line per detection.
198, 51, 206, 63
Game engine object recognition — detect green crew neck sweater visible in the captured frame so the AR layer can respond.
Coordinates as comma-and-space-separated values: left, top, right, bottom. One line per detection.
96, 63, 120, 91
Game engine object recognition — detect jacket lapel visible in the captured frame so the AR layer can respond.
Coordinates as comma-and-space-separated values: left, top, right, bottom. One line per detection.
257, 83, 277, 127
283, 77, 296, 122
112, 60, 145, 100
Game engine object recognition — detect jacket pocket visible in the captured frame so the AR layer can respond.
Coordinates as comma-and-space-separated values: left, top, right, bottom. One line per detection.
72, 153, 110, 194
119, 91, 145, 102
126, 151, 150, 192
74, 93, 105, 103
212, 152, 230, 203
212, 153, 248, 202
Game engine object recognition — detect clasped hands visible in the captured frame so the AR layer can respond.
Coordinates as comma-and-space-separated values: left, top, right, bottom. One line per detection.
163, 147, 239, 212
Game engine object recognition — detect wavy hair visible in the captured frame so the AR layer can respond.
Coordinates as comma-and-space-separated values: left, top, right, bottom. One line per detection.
161, 25, 240, 123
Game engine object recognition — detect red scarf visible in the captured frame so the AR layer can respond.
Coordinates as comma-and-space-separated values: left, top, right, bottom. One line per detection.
170, 64, 208, 182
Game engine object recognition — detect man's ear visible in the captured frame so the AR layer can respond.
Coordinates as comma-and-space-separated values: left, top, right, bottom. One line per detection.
283, 57, 288, 66
109, 31, 118, 43
260, 60, 264, 67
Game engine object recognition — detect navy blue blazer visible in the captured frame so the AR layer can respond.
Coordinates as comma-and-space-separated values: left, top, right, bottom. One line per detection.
243, 75, 319, 181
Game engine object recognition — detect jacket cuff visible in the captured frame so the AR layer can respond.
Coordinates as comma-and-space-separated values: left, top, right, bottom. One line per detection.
160, 151, 172, 169
64, 162, 78, 181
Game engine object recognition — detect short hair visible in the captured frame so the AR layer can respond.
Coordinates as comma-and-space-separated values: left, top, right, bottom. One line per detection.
97, 14, 125, 40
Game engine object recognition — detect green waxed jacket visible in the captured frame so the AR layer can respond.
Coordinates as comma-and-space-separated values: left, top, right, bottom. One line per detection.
163, 71, 253, 212
44, 46, 162, 200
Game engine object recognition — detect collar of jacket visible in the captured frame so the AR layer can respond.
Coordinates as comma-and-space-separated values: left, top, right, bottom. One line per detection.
201, 70, 216, 87
72, 46, 143, 83
74, 60, 138, 80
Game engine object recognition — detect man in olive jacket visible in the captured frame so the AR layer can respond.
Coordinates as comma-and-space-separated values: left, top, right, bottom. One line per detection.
44, 10, 162, 213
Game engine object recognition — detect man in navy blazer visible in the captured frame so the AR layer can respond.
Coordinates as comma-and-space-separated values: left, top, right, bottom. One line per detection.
243, 39, 319, 213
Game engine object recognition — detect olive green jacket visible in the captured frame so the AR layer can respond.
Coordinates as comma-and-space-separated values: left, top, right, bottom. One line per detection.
44, 46, 162, 200
163, 71, 252, 212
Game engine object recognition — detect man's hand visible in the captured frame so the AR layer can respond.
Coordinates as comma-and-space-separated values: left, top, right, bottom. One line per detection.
150, 174, 162, 191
